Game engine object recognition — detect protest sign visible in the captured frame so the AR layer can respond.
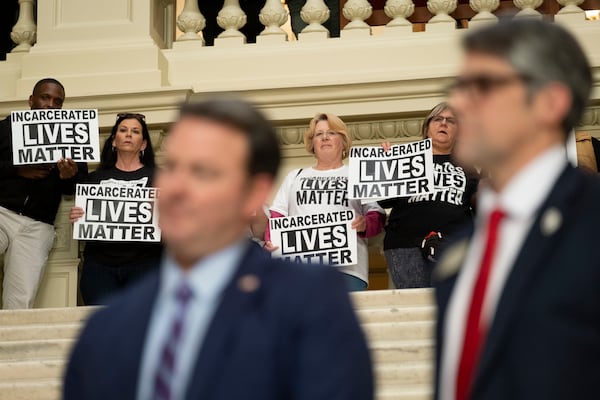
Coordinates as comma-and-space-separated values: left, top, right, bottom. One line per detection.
348, 139, 435, 201
269, 210, 357, 266
11, 109, 100, 165
407, 160, 469, 205
73, 184, 161, 242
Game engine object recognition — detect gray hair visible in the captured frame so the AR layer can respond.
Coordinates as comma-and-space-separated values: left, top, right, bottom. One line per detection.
463, 19, 592, 135
422, 102, 455, 139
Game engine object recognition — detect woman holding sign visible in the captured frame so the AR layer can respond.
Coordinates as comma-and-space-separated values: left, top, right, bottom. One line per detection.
69, 113, 162, 305
266, 113, 386, 291
379, 103, 479, 289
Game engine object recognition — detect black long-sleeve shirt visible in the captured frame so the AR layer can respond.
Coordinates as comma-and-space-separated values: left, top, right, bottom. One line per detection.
378, 154, 479, 250
0, 116, 88, 225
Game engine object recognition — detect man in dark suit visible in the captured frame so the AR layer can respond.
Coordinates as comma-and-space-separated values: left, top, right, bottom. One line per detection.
434, 20, 600, 400
63, 98, 373, 400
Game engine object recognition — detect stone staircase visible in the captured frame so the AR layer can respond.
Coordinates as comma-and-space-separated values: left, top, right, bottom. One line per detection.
0, 289, 435, 400
353, 289, 435, 400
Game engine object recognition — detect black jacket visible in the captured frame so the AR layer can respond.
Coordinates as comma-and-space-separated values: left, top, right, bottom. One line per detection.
434, 166, 600, 400
0, 116, 88, 225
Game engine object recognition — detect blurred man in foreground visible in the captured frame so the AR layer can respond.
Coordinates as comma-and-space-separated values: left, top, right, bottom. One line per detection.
435, 19, 600, 400
64, 98, 373, 400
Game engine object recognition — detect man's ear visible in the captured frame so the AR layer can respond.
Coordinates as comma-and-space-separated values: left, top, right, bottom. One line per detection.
28, 95, 33, 109
242, 173, 274, 219
532, 82, 572, 133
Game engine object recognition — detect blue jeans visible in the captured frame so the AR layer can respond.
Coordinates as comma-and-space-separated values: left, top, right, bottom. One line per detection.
80, 257, 159, 305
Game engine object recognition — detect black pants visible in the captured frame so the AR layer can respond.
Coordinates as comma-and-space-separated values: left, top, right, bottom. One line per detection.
80, 257, 160, 305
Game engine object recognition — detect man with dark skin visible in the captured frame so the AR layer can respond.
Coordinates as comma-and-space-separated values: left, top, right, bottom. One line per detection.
0, 78, 87, 309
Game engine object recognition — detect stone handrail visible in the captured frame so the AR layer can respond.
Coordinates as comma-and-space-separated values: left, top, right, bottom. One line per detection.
7, 0, 599, 56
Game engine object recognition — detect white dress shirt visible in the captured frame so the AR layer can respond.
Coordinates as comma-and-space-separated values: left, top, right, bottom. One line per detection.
136, 240, 246, 400
439, 145, 568, 400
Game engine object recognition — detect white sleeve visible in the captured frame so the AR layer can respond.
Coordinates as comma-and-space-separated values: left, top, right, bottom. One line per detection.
361, 200, 385, 215
269, 169, 299, 217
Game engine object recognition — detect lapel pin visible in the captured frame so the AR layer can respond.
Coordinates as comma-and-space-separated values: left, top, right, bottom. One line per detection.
238, 274, 260, 293
541, 207, 562, 237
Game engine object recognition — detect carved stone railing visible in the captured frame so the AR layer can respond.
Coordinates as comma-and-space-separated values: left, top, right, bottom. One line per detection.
169, 0, 596, 46
10, 0, 37, 53
4, 0, 599, 58
0, 0, 599, 307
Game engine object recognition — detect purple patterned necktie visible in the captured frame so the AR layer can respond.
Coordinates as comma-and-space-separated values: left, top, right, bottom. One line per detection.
153, 283, 194, 400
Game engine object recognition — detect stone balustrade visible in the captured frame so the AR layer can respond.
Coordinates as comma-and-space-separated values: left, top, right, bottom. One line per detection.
0, 0, 598, 308
6, 0, 599, 54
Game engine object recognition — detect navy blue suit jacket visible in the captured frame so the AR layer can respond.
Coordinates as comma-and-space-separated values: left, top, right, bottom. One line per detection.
434, 166, 600, 400
64, 243, 374, 400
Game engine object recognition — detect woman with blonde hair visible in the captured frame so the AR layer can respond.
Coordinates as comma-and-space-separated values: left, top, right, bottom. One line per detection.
266, 113, 385, 291
379, 102, 479, 288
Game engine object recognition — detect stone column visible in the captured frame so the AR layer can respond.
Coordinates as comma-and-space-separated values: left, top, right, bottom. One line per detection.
10, 0, 37, 53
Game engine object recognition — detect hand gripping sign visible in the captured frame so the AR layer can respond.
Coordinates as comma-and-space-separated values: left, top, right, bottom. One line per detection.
348, 139, 435, 202
11, 109, 101, 165
269, 210, 358, 266
73, 184, 161, 242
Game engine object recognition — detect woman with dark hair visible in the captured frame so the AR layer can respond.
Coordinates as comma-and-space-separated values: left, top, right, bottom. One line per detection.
70, 113, 162, 305
379, 102, 479, 289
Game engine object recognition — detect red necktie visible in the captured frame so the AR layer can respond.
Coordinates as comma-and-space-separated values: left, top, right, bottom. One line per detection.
456, 209, 505, 400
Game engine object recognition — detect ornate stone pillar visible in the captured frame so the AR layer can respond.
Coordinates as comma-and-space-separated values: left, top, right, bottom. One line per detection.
257, 0, 289, 44
176, 0, 206, 43
513, 0, 543, 17
299, 0, 331, 40
555, 0, 586, 23
215, 0, 247, 46
427, 0, 458, 31
469, 0, 499, 26
341, 0, 373, 38
10, 0, 37, 53
384, 0, 415, 34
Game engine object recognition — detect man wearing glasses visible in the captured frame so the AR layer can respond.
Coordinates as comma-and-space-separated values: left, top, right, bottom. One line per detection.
434, 19, 599, 400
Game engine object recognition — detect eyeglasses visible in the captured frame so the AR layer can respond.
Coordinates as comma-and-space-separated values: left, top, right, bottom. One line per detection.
117, 112, 146, 121
314, 131, 339, 138
430, 116, 457, 125
446, 74, 531, 99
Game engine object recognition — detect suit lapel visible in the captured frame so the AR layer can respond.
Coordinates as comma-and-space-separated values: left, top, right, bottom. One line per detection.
433, 236, 471, 400
185, 244, 267, 400
113, 272, 160, 399
472, 167, 584, 396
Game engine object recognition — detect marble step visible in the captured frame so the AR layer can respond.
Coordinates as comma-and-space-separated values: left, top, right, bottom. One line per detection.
370, 339, 434, 364
0, 323, 82, 342
377, 384, 432, 400
0, 357, 432, 392
356, 305, 436, 324
375, 362, 432, 386
0, 378, 431, 400
362, 321, 434, 342
0, 359, 65, 381
351, 289, 434, 309
0, 378, 60, 400
0, 307, 95, 326
0, 337, 432, 365
0, 339, 73, 362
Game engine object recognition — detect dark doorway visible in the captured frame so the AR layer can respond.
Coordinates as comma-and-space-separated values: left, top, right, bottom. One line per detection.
0, 0, 20, 60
